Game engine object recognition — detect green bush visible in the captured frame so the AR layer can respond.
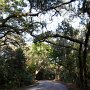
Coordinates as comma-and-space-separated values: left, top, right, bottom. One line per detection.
60, 69, 77, 83
0, 47, 33, 89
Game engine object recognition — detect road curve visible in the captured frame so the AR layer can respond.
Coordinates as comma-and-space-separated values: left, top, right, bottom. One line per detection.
21, 80, 68, 90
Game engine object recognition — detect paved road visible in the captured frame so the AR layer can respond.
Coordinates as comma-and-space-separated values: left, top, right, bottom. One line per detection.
19, 80, 68, 90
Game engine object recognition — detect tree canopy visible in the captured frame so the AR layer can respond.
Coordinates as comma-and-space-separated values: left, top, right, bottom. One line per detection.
0, 0, 90, 90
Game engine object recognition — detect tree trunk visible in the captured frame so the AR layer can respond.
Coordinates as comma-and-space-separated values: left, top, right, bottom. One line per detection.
78, 44, 84, 90
83, 30, 90, 90
78, 22, 90, 90
82, 23, 90, 90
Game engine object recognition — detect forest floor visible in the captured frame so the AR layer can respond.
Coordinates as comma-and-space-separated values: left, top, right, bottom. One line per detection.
66, 83, 80, 90
65, 82, 90, 90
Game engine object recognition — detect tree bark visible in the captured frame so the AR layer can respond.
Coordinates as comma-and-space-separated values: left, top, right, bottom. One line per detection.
82, 22, 90, 90
83, 31, 90, 90
78, 44, 84, 90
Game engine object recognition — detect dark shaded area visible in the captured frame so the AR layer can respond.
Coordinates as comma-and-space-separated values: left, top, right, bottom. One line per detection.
0, 47, 32, 89
36, 68, 55, 80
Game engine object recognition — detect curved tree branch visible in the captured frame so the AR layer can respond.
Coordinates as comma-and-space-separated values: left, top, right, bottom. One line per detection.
0, 0, 76, 27
34, 32, 84, 44
45, 40, 78, 51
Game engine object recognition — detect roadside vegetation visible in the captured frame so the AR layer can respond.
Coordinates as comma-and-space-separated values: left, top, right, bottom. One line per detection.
0, 0, 90, 90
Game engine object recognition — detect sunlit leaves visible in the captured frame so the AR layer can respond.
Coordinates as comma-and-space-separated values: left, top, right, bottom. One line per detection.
0, 0, 6, 11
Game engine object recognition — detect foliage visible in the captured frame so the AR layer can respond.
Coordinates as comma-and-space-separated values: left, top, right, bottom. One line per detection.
25, 42, 52, 69
24, 42, 56, 80
59, 52, 78, 83
0, 46, 32, 89
50, 43, 78, 82
49, 22, 79, 82
0, 0, 90, 90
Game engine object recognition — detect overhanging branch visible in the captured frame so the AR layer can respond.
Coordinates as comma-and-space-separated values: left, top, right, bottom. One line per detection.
45, 40, 78, 51
0, 13, 40, 27
45, 0, 76, 11
0, 0, 76, 26
34, 32, 84, 44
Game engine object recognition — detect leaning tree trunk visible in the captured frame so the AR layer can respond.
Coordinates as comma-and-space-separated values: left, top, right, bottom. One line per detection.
82, 22, 90, 90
